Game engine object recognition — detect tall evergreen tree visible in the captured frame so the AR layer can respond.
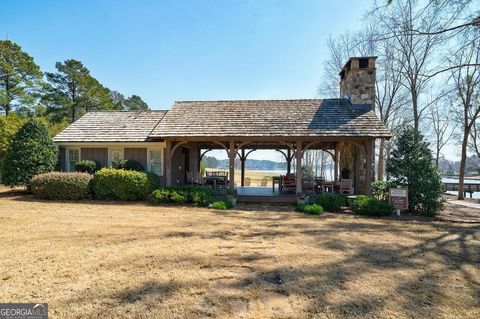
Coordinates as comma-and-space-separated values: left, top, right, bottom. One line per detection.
0, 40, 43, 116
44, 59, 115, 122
1, 118, 57, 186
386, 127, 444, 216
109, 91, 149, 111
124, 95, 149, 110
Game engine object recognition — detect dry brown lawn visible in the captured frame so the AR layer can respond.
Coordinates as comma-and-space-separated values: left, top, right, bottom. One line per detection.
0, 187, 479, 319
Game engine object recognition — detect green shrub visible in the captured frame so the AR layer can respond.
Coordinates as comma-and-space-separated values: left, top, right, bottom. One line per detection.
92, 168, 153, 201
296, 203, 324, 215
303, 204, 324, 215
146, 172, 161, 193
1, 118, 58, 187
149, 186, 213, 206
314, 193, 347, 212
31, 172, 92, 200
295, 203, 306, 212
351, 195, 392, 216
371, 180, 391, 200
210, 199, 232, 210
75, 160, 102, 174
211, 201, 228, 210
117, 159, 145, 172
191, 186, 214, 207
170, 190, 188, 203
149, 189, 171, 204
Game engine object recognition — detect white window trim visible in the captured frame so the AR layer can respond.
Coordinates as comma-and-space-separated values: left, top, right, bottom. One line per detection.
108, 148, 124, 167
66, 148, 81, 172
148, 148, 164, 176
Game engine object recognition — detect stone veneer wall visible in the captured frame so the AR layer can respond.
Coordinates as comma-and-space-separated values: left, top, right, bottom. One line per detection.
337, 141, 370, 195
339, 57, 376, 106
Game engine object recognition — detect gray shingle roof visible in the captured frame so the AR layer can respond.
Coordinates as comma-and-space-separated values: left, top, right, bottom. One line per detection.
53, 110, 167, 143
149, 99, 391, 138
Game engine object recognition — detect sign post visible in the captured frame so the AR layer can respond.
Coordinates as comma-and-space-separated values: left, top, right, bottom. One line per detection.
389, 187, 408, 216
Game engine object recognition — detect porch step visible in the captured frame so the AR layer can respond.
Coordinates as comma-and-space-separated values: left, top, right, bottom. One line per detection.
237, 195, 296, 205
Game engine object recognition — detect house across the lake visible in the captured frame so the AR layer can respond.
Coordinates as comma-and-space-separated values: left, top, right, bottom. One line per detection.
53, 56, 391, 197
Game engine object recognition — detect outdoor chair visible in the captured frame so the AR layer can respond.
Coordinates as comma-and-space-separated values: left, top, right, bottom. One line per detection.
259, 177, 268, 187
281, 175, 296, 192
244, 177, 251, 186
337, 179, 353, 195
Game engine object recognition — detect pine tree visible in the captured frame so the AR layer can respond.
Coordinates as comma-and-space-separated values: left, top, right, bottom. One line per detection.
1, 118, 58, 186
386, 127, 444, 216
0, 40, 43, 115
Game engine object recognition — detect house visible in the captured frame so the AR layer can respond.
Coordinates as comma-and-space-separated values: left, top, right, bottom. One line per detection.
53, 56, 391, 195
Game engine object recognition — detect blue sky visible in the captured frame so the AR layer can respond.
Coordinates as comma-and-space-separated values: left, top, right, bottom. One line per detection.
2, 1, 375, 161
1, 0, 371, 108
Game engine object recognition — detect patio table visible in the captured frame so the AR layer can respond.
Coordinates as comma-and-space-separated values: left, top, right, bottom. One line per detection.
272, 176, 281, 192
203, 176, 228, 192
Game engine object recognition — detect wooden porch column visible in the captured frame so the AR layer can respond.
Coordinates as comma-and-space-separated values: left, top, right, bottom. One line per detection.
287, 149, 292, 175
240, 149, 245, 187
295, 140, 303, 196
165, 140, 172, 187
229, 140, 235, 193
334, 146, 339, 181
365, 139, 374, 195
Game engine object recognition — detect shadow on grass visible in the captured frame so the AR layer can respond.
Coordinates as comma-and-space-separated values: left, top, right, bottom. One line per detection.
56, 210, 480, 318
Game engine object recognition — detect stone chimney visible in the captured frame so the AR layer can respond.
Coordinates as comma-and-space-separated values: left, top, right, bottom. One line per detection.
339, 56, 377, 108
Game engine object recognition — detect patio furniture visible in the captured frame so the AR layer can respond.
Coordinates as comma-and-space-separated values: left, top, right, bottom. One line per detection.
322, 180, 335, 193
272, 176, 281, 191
302, 179, 316, 194
280, 174, 296, 192
187, 171, 202, 185
244, 177, 251, 186
336, 179, 353, 195
203, 171, 229, 192
259, 177, 268, 187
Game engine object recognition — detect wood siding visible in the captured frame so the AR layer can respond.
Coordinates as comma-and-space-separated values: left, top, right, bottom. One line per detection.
81, 148, 108, 167
124, 148, 147, 168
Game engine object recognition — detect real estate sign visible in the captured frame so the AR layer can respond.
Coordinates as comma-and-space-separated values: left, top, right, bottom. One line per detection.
389, 187, 408, 212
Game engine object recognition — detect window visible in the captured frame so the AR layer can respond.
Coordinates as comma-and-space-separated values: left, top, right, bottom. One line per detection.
111, 149, 123, 167
68, 149, 80, 172
149, 149, 163, 175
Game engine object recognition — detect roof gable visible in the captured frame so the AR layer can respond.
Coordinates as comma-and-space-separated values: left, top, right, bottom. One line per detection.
53, 110, 167, 143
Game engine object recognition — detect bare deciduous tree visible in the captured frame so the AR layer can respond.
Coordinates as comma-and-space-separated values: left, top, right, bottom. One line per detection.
449, 31, 480, 200
428, 103, 454, 169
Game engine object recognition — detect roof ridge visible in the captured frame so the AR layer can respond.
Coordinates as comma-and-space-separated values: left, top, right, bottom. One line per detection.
174, 98, 325, 103
86, 109, 168, 113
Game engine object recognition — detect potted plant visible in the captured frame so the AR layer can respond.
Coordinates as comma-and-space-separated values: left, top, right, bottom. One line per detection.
226, 188, 237, 207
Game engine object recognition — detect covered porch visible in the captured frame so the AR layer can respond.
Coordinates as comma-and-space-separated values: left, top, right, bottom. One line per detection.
148, 99, 391, 202
162, 137, 376, 200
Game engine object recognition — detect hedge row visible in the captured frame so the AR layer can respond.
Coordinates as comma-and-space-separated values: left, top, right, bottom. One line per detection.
31, 168, 160, 201
92, 168, 160, 201
31, 172, 92, 200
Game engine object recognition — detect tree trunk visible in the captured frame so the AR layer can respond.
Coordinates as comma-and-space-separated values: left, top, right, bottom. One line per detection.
378, 139, 385, 180
412, 91, 419, 130
458, 131, 469, 200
